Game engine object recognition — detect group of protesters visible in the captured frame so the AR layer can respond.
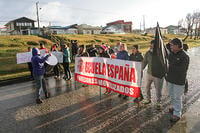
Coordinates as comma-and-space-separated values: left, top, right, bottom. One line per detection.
30, 38, 189, 123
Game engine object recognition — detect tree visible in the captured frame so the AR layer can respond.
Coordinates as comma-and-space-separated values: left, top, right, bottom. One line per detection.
183, 13, 195, 41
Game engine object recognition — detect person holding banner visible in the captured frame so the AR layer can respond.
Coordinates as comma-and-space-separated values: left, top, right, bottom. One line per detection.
39, 42, 48, 53
166, 38, 189, 122
63, 44, 72, 80
27, 47, 34, 80
129, 45, 144, 103
31, 47, 50, 104
99, 45, 111, 94
143, 40, 165, 108
77, 45, 89, 57
117, 43, 129, 99
51, 44, 60, 80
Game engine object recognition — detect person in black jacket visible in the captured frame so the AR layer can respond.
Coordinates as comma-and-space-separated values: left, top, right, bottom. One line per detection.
87, 44, 98, 57
71, 40, 79, 61
99, 45, 111, 94
129, 45, 144, 103
166, 38, 189, 122
143, 40, 165, 108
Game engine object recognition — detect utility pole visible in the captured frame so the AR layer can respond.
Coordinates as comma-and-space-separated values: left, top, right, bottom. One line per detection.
143, 15, 145, 32
36, 1, 40, 35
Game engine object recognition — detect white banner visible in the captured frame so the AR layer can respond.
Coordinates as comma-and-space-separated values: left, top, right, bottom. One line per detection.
16, 50, 63, 64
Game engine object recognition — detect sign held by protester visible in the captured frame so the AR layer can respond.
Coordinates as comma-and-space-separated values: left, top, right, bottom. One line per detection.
16, 51, 63, 64
75, 57, 142, 98
16, 52, 32, 64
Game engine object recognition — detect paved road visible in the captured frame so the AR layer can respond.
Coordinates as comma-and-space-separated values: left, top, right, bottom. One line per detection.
0, 47, 200, 133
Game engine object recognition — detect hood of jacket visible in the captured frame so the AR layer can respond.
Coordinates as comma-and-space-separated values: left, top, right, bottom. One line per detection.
32, 48, 40, 56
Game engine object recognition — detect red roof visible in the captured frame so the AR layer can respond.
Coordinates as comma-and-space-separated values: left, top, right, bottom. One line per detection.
107, 20, 132, 25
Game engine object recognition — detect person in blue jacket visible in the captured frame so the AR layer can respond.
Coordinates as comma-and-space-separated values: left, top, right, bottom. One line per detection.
31, 47, 50, 104
117, 43, 129, 99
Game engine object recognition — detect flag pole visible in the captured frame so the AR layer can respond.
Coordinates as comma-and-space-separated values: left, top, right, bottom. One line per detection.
99, 86, 101, 99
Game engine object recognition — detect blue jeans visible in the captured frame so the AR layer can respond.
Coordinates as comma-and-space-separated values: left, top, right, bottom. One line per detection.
168, 82, 184, 117
34, 75, 47, 99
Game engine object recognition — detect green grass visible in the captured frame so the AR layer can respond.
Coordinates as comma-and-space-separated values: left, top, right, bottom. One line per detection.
0, 34, 200, 81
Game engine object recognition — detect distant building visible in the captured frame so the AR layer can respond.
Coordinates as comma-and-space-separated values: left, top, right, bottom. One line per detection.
165, 25, 186, 35
166, 25, 179, 34
77, 24, 102, 34
102, 20, 132, 34
146, 27, 168, 34
47, 24, 78, 34
0, 26, 7, 35
5, 17, 35, 35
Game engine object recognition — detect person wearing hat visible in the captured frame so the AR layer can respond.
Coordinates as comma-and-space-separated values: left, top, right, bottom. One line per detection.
142, 40, 165, 108
129, 45, 144, 103
166, 38, 189, 122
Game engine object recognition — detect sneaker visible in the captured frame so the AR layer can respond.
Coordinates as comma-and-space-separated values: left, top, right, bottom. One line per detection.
36, 99, 43, 104
170, 115, 180, 123
133, 98, 139, 103
123, 96, 128, 99
143, 100, 151, 105
169, 107, 174, 114
45, 92, 50, 99
63, 76, 67, 80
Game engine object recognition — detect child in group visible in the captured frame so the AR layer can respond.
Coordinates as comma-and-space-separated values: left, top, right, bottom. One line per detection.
31, 47, 50, 104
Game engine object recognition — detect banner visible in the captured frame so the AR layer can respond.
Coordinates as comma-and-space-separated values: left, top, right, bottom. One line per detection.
75, 57, 142, 98
16, 52, 32, 64
16, 50, 63, 64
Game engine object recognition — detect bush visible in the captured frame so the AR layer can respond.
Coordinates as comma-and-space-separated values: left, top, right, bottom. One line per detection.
9, 44, 20, 47
95, 39, 101, 42
0, 44, 5, 47
27, 41, 39, 46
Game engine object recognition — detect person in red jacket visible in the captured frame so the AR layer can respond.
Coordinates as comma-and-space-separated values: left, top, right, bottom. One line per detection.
39, 42, 48, 53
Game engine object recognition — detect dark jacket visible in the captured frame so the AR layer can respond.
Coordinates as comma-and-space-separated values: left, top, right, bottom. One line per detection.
72, 43, 78, 56
77, 51, 89, 57
31, 48, 49, 76
143, 50, 166, 78
117, 50, 129, 60
87, 47, 97, 57
129, 52, 143, 62
99, 51, 110, 58
166, 50, 189, 85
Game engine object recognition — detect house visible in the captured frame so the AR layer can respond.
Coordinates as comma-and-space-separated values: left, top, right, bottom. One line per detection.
5, 17, 35, 35
47, 24, 78, 34
77, 24, 102, 34
166, 25, 179, 34
0, 26, 7, 35
146, 27, 168, 35
165, 25, 187, 35
102, 20, 132, 34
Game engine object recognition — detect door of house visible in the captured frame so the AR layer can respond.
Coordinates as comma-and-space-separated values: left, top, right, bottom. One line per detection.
22, 30, 29, 35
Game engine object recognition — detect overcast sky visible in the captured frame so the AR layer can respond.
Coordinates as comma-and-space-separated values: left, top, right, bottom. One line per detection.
0, 0, 200, 29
